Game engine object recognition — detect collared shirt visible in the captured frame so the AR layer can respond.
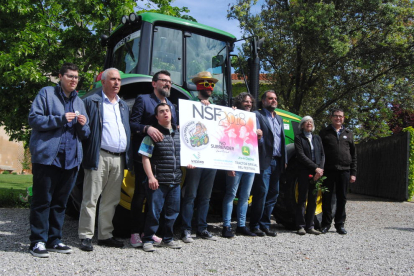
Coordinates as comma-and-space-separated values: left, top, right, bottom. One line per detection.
304, 131, 315, 161
264, 108, 282, 157
101, 91, 127, 153
52, 88, 78, 169
329, 124, 344, 140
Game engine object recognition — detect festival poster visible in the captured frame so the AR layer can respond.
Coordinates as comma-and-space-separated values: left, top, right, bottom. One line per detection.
179, 99, 260, 173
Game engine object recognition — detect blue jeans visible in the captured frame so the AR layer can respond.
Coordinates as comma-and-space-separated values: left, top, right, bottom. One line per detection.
30, 163, 78, 246
250, 158, 281, 230
142, 184, 180, 244
181, 168, 217, 232
223, 171, 255, 227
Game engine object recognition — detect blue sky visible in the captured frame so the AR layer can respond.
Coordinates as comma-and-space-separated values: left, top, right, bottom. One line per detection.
139, 0, 264, 51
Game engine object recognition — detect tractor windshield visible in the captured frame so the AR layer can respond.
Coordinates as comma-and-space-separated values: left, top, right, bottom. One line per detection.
112, 30, 141, 74
151, 26, 183, 85
186, 34, 228, 104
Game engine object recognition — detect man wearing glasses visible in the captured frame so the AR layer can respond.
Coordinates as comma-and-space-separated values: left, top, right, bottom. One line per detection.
319, 108, 357, 235
28, 63, 90, 257
180, 71, 218, 243
129, 70, 177, 248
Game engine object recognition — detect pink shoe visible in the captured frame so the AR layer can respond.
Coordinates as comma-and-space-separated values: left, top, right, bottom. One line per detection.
130, 233, 143, 248
152, 234, 162, 245
141, 233, 162, 245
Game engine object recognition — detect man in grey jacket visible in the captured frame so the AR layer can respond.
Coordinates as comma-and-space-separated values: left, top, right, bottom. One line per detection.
28, 63, 90, 258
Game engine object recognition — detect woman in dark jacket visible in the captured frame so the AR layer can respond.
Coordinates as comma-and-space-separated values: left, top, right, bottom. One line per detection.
294, 116, 325, 235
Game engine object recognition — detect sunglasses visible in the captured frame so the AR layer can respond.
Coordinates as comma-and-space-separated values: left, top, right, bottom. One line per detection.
200, 81, 215, 88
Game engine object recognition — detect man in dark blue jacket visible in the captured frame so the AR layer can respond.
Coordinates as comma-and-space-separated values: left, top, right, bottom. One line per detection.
250, 90, 287, 237
78, 68, 132, 251
128, 70, 177, 247
28, 63, 90, 258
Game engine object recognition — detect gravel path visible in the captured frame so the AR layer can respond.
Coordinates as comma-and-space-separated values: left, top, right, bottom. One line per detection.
1, 194, 413, 275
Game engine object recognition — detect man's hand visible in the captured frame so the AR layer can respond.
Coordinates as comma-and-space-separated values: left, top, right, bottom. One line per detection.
256, 129, 263, 140
65, 112, 76, 123
227, 171, 236, 177
147, 126, 163, 142
187, 164, 196, 169
148, 176, 159, 190
201, 100, 210, 106
77, 115, 87, 126
350, 175, 356, 183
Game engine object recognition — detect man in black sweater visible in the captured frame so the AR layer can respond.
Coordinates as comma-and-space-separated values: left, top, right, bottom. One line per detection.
319, 108, 357, 235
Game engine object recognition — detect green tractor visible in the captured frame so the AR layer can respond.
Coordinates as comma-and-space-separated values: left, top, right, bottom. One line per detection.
67, 12, 310, 234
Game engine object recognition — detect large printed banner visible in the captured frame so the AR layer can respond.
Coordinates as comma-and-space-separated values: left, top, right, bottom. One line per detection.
179, 99, 260, 173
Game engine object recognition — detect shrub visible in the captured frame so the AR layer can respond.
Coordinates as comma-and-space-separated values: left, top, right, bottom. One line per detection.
403, 127, 414, 201
2, 171, 10, 174
0, 188, 30, 208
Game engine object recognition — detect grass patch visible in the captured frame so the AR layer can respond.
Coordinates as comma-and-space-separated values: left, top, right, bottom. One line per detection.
0, 174, 32, 208
0, 174, 33, 191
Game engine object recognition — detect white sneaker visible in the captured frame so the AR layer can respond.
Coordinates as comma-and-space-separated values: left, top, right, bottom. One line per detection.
160, 240, 182, 249
143, 243, 155, 252
181, 230, 194, 243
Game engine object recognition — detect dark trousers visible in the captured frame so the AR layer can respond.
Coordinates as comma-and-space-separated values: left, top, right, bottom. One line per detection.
250, 157, 281, 230
321, 170, 349, 228
295, 170, 318, 230
143, 184, 180, 244
30, 163, 78, 246
130, 161, 147, 234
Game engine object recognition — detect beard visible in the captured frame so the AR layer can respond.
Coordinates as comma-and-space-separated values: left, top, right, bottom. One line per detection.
157, 86, 170, 97
199, 89, 212, 99
264, 103, 276, 112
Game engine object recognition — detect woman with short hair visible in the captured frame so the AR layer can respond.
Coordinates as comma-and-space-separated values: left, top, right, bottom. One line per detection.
294, 116, 325, 235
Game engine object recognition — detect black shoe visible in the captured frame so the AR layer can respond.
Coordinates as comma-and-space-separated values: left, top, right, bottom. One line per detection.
336, 226, 347, 235
261, 227, 277, 237
29, 242, 49, 258
46, 243, 73, 254
320, 226, 330, 234
250, 228, 265, 237
222, 226, 234, 238
97, 237, 124, 248
236, 226, 257, 236
80, 238, 93, 251
196, 230, 217, 241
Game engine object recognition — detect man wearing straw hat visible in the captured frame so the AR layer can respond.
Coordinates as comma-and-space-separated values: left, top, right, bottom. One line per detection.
180, 71, 219, 243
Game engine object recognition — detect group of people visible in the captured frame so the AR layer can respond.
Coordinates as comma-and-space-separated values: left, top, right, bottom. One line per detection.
27, 63, 356, 258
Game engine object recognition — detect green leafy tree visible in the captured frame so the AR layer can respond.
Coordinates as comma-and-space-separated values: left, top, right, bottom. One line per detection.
0, 0, 193, 144
228, 0, 414, 140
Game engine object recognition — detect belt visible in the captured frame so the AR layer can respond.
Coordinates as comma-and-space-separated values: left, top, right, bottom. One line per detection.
101, 148, 125, 156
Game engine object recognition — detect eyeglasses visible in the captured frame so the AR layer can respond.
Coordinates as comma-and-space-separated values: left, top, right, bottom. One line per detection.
332, 115, 344, 118
64, 74, 80, 80
200, 81, 215, 88
157, 78, 172, 84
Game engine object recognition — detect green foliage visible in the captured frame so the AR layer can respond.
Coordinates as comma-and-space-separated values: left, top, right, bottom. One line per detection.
0, 188, 30, 208
0, 0, 194, 144
228, 0, 414, 141
2, 171, 10, 175
312, 176, 328, 196
403, 127, 414, 201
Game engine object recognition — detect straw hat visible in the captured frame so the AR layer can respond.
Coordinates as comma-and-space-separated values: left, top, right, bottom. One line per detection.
191, 71, 218, 84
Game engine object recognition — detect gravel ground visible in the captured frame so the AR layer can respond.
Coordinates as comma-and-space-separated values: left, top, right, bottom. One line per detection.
1, 193, 413, 276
